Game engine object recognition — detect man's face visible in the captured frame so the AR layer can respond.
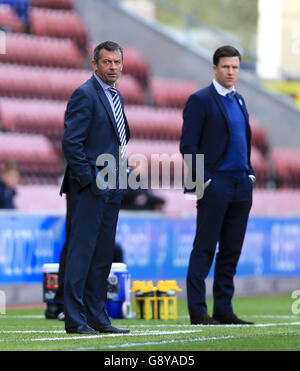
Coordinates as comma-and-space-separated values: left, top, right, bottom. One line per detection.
3, 170, 20, 189
213, 56, 240, 89
92, 48, 123, 86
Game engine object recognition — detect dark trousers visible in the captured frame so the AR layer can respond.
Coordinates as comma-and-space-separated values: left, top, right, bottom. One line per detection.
63, 184, 123, 330
187, 172, 253, 318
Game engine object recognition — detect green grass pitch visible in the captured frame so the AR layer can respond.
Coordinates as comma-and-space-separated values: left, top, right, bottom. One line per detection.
0, 295, 300, 351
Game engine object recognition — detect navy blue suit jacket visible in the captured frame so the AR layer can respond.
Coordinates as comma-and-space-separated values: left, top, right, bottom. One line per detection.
180, 83, 255, 183
60, 75, 130, 196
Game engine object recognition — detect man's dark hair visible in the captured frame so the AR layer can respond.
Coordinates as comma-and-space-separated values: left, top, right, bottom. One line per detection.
213, 45, 241, 66
93, 41, 124, 64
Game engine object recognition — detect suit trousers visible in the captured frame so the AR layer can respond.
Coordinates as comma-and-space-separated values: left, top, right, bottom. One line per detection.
64, 182, 123, 330
187, 171, 253, 318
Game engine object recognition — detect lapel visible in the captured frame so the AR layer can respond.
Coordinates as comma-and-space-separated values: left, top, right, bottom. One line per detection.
209, 83, 231, 134
91, 76, 120, 143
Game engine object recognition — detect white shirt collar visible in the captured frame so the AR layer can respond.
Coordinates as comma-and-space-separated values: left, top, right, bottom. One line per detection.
213, 79, 236, 97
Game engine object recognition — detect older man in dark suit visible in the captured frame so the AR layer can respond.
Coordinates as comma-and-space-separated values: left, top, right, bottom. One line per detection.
180, 45, 255, 325
60, 41, 130, 334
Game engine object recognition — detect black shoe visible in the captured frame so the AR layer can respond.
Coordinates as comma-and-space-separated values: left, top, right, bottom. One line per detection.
45, 303, 63, 320
190, 313, 220, 325
213, 313, 254, 325
95, 325, 130, 334
66, 325, 100, 334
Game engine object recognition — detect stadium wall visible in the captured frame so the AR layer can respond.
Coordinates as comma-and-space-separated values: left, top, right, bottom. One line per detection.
0, 211, 299, 305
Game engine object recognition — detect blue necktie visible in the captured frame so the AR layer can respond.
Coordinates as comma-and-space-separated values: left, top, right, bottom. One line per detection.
226, 91, 236, 100
109, 87, 127, 160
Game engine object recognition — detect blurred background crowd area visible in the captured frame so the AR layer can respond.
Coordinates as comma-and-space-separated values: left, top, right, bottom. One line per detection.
0, 0, 300, 216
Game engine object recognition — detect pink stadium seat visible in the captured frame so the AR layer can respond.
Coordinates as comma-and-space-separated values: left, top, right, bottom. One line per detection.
0, 64, 145, 103
249, 116, 268, 153
250, 189, 300, 216
1, 33, 85, 68
122, 46, 149, 85
0, 4, 26, 32
30, 7, 88, 46
0, 97, 65, 136
31, 0, 73, 10
15, 184, 66, 211
150, 78, 198, 108
0, 132, 61, 182
250, 146, 269, 187
271, 148, 300, 188
125, 106, 182, 140
126, 139, 185, 185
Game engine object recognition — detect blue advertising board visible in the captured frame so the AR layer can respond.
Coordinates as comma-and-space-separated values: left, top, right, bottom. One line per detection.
0, 211, 300, 284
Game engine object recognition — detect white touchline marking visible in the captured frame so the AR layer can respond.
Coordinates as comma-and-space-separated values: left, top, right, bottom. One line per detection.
0, 315, 45, 319
69, 335, 241, 351
0, 331, 65, 334
27, 322, 300, 342
30, 329, 203, 342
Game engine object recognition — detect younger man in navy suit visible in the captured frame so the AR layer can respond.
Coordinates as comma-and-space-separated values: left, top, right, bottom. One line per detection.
180, 45, 255, 325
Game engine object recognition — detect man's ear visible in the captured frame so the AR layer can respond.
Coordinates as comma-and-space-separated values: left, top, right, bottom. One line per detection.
92, 59, 97, 72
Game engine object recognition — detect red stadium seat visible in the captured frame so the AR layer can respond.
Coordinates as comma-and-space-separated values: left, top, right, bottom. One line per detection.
30, 7, 88, 46
125, 106, 182, 140
271, 148, 300, 188
250, 146, 270, 187
0, 97, 65, 135
150, 77, 198, 108
122, 46, 149, 85
1, 33, 85, 69
0, 132, 61, 183
251, 189, 300, 216
0, 4, 26, 32
0, 64, 145, 103
30, 0, 73, 10
249, 116, 268, 153
126, 139, 185, 187
15, 184, 66, 211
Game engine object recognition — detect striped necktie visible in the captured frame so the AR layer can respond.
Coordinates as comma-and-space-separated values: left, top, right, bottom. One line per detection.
109, 87, 127, 160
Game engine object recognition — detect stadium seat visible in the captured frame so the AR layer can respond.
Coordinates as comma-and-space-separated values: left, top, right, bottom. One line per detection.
1, 33, 85, 69
250, 146, 270, 187
250, 189, 300, 216
0, 4, 26, 32
30, 7, 88, 46
0, 97, 65, 142
122, 46, 149, 86
15, 184, 66, 211
125, 106, 182, 140
150, 77, 198, 108
31, 0, 73, 10
271, 148, 300, 188
249, 116, 268, 154
0, 132, 61, 183
126, 139, 185, 186
0, 64, 145, 103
